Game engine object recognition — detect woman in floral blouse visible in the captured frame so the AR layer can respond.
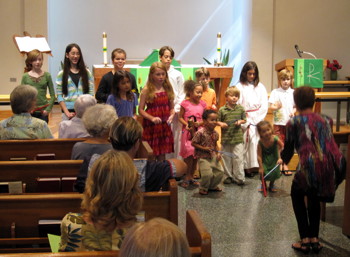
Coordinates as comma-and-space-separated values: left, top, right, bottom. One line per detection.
59, 150, 143, 251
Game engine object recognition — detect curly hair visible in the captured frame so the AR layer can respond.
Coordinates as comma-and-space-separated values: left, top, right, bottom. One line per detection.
183, 80, 202, 97
143, 62, 174, 103
82, 150, 143, 231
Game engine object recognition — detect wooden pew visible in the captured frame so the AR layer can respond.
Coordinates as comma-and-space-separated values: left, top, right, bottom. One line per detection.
0, 139, 85, 161
0, 210, 210, 257
0, 179, 178, 252
0, 160, 83, 192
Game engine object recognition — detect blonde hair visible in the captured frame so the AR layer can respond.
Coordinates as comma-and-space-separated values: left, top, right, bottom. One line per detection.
82, 104, 117, 137
225, 86, 240, 98
143, 62, 174, 103
24, 49, 43, 72
119, 218, 191, 257
278, 69, 294, 88
82, 150, 143, 231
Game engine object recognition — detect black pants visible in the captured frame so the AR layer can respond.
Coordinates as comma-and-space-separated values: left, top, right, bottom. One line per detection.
291, 182, 321, 239
31, 112, 49, 123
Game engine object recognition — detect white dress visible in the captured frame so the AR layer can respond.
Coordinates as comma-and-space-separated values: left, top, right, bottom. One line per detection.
236, 82, 268, 169
167, 65, 185, 159
268, 87, 294, 126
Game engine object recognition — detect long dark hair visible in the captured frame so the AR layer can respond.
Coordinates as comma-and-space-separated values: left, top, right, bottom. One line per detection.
112, 70, 134, 101
62, 43, 89, 96
239, 61, 260, 87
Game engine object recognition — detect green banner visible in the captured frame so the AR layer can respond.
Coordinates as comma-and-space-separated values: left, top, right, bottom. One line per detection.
294, 59, 323, 88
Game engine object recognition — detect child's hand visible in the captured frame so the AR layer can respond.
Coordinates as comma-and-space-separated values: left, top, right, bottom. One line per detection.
277, 158, 283, 165
211, 104, 217, 110
275, 101, 282, 109
167, 114, 174, 125
151, 117, 162, 124
217, 121, 228, 129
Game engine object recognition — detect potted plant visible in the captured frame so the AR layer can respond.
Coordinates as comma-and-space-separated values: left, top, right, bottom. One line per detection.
327, 59, 342, 80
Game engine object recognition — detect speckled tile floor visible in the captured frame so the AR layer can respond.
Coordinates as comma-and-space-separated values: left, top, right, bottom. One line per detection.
177, 174, 350, 257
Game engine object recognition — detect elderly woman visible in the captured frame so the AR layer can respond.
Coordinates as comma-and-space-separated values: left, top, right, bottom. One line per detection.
71, 104, 117, 160
58, 94, 96, 138
0, 84, 53, 139
75, 116, 186, 193
60, 150, 143, 251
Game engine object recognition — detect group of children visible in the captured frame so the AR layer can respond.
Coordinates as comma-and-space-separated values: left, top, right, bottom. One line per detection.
22, 43, 298, 195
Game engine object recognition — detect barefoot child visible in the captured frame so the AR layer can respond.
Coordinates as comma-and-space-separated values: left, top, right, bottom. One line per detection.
192, 110, 224, 195
257, 120, 283, 192
179, 80, 206, 188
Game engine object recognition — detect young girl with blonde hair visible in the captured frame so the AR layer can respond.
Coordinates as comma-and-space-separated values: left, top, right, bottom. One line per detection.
139, 62, 175, 161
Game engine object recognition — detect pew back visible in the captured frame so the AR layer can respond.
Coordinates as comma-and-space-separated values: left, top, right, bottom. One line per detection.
0, 160, 82, 192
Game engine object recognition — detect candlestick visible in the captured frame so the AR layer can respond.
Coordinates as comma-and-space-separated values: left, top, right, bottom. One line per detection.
103, 32, 107, 66
216, 32, 221, 66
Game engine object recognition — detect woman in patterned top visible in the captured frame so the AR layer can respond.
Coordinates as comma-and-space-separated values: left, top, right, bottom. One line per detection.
59, 150, 143, 252
281, 86, 346, 254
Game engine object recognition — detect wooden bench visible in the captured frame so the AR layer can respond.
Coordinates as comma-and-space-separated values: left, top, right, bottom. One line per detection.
0, 160, 83, 192
0, 179, 178, 252
0, 210, 210, 257
0, 139, 85, 161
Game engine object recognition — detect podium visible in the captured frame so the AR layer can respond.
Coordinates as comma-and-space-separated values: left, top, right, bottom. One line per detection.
93, 65, 233, 108
275, 59, 327, 112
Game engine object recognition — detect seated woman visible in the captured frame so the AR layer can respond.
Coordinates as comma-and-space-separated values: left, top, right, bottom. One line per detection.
59, 150, 143, 251
71, 104, 117, 160
58, 94, 96, 138
75, 116, 187, 193
120, 218, 191, 257
0, 84, 53, 139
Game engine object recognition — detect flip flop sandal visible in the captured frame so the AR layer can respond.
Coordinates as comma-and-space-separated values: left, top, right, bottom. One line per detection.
199, 189, 208, 195
180, 180, 190, 189
190, 179, 200, 187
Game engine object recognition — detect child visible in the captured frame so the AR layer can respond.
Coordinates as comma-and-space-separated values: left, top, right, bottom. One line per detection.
179, 80, 206, 188
269, 68, 295, 175
192, 109, 224, 195
21, 49, 55, 123
236, 61, 268, 177
119, 218, 191, 257
195, 67, 217, 110
106, 70, 138, 118
96, 48, 138, 103
159, 46, 185, 159
56, 43, 94, 120
281, 86, 346, 254
138, 62, 175, 161
217, 87, 246, 185
257, 120, 283, 192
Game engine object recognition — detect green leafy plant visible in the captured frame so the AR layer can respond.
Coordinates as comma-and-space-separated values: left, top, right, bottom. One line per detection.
203, 49, 230, 66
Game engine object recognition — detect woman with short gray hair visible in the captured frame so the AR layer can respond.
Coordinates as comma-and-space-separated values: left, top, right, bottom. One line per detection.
58, 94, 96, 138
0, 85, 53, 139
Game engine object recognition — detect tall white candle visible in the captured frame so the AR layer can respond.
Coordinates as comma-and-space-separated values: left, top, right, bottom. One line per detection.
217, 32, 221, 65
103, 32, 107, 66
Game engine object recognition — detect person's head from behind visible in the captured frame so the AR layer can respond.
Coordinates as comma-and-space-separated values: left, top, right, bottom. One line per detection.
159, 46, 175, 69
257, 120, 273, 141
25, 49, 43, 72
82, 104, 117, 138
109, 116, 143, 157
119, 217, 191, 257
10, 85, 37, 114
225, 86, 240, 106
278, 69, 293, 90
293, 86, 315, 112
112, 70, 132, 99
111, 48, 127, 70
195, 67, 210, 89
202, 109, 218, 131
82, 150, 143, 231
184, 80, 203, 102
74, 94, 97, 118
240, 61, 260, 86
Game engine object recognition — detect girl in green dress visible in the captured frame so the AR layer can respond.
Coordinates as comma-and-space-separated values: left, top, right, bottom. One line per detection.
257, 120, 283, 192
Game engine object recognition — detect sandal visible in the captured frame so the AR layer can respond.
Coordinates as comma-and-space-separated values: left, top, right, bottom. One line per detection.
292, 241, 310, 254
208, 187, 222, 192
199, 189, 208, 195
282, 170, 293, 176
310, 242, 323, 254
190, 179, 200, 187
180, 180, 190, 189
269, 185, 278, 192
